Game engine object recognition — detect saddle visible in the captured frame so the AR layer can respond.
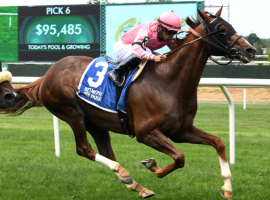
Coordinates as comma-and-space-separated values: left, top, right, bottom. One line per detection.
77, 56, 147, 138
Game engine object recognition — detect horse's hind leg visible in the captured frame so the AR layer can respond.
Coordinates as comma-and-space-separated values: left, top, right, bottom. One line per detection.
170, 125, 232, 200
85, 121, 155, 199
52, 108, 153, 198
39, 85, 94, 161
42, 87, 153, 198
137, 129, 186, 178
59, 110, 97, 161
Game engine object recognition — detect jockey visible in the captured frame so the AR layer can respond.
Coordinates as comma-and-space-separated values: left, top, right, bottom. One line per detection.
108, 10, 182, 86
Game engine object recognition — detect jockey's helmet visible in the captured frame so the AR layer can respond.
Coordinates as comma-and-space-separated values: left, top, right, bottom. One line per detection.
158, 10, 182, 31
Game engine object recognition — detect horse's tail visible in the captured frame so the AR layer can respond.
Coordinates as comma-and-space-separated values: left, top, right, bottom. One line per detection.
1, 76, 44, 116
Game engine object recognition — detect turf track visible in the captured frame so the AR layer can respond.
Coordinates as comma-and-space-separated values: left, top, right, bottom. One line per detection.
0, 103, 269, 200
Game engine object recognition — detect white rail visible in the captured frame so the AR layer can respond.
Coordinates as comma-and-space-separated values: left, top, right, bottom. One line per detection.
0, 13, 18, 15
199, 78, 270, 164
11, 77, 270, 164
199, 78, 270, 87
13, 77, 40, 83
220, 86, 235, 164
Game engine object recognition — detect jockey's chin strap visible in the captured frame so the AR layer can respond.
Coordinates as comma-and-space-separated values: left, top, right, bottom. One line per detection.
157, 25, 165, 41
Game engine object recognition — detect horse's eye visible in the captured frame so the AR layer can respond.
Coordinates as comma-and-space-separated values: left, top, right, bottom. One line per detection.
215, 23, 227, 36
218, 28, 226, 36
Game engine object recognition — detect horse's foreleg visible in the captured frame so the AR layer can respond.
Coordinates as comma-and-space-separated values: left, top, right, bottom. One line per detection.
137, 129, 185, 178
95, 154, 155, 198
84, 122, 154, 198
170, 125, 232, 200
219, 157, 232, 200
85, 121, 117, 161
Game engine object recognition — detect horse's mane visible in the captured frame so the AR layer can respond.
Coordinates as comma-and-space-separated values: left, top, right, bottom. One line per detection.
186, 15, 201, 29
186, 11, 217, 29
168, 15, 201, 53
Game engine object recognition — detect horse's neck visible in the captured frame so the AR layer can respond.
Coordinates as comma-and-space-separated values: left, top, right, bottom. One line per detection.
172, 30, 209, 100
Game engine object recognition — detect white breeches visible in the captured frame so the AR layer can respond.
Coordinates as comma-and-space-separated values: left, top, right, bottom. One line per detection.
113, 40, 153, 62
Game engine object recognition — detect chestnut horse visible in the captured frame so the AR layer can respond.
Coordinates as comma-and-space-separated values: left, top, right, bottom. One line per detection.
0, 61, 18, 109
2, 8, 256, 199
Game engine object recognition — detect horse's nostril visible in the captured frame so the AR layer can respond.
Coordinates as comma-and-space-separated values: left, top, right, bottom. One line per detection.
4, 93, 15, 101
246, 47, 256, 54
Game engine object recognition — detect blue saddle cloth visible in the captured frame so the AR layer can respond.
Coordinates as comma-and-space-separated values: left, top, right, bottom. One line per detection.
76, 57, 139, 113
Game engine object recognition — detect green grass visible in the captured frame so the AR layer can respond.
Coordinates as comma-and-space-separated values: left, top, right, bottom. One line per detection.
0, 103, 269, 200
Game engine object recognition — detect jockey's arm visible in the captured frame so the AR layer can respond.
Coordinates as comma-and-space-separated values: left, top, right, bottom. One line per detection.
132, 29, 155, 61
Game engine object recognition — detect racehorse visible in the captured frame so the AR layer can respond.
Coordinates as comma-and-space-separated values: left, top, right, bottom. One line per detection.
0, 60, 17, 109
1, 8, 256, 199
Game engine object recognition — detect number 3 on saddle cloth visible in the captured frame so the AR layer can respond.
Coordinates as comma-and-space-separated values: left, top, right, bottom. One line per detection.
76, 57, 146, 137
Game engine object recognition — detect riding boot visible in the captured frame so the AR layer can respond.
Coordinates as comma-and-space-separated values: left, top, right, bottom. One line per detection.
108, 54, 141, 86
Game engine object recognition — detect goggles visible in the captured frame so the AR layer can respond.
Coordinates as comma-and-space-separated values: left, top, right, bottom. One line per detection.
164, 27, 178, 35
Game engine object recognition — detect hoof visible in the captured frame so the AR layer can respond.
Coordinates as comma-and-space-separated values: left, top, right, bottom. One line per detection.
141, 158, 155, 164
119, 175, 133, 184
139, 188, 155, 199
220, 187, 232, 200
141, 158, 157, 170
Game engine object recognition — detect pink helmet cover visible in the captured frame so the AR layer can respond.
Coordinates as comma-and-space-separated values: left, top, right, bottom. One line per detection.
158, 10, 182, 31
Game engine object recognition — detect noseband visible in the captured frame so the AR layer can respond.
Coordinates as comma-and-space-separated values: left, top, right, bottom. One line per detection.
167, 15, 242, 66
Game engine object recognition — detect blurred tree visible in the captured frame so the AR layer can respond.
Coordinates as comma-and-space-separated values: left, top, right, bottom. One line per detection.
88, 0, 110, 4
245, 33, 261, 45
244, 33, 270, 54
261, 38, 270, 49
253, 42, 263, 54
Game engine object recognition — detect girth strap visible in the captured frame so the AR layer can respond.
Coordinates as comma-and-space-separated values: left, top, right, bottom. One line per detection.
116, 80, 134, 138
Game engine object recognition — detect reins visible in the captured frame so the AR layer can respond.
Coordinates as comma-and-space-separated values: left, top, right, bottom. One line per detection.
166, 28, 226, 57
166, 17, 242, 66
189, 27, 235, 65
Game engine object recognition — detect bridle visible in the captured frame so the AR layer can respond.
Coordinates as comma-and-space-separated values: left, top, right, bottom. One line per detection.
167, 14, 243, 66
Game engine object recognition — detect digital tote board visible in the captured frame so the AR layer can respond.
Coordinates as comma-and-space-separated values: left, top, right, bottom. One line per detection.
18, 5, 101, 61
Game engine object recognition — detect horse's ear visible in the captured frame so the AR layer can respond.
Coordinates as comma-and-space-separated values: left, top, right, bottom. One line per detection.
197, 9, 209, 21
215, 6, 223, 17
186, 17, 196, 29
